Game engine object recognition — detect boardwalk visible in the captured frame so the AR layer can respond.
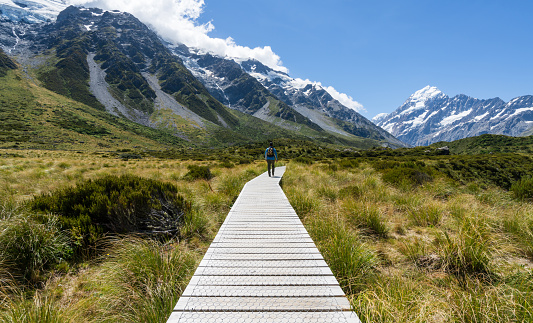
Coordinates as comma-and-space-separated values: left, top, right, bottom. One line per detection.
167, 166, 361, 322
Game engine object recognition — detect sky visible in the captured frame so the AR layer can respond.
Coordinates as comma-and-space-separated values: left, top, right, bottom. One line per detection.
71, 0, 533, 118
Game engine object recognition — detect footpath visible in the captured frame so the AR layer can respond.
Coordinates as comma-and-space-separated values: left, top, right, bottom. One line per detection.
167, 166, 361, 322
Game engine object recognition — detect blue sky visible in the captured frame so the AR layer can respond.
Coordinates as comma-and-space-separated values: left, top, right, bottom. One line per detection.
195, 0, 533, 118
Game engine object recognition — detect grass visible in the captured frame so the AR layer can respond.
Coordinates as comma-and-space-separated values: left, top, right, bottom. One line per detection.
283, 160, 533, 322
0, 151, 264, 322
2, 148, 533, 322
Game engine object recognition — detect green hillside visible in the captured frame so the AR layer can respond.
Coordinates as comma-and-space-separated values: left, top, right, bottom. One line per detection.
432, 134, 533, 155
0, 48, 17, 76
0, 69, 185, 151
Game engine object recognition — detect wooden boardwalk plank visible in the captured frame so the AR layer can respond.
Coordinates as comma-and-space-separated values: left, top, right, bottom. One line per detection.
167, 166, 360, 323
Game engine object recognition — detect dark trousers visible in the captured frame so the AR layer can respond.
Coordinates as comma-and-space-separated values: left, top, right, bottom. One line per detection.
267, 160, 275, 176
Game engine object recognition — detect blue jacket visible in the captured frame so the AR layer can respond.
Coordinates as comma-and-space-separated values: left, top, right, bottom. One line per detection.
265, 147, 278, 160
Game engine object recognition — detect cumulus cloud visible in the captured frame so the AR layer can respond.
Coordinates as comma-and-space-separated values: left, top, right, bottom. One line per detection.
324, 86, 365, 113
67, 0, 288, 72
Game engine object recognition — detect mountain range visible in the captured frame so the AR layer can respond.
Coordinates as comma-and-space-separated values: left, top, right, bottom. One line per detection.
0, 2, 404, 150
373, 86, 533, 147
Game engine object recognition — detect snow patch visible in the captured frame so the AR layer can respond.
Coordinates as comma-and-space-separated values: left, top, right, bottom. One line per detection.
440, 109, 472, 126
509, 107, 533, 118
410, 85, 442, 102
372, 113, 389, 124
0, 0, 67, 22
473, 112, 489, 122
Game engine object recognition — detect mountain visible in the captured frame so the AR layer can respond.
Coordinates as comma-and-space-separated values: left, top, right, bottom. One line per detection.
373, 85, 533, 146
0, 4, 404, 149
0, 49, 188, 151
176, 48, 404, 147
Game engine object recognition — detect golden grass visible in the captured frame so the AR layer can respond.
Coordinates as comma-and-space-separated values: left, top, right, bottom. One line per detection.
284, 161, 533, 322
0, 149, 264, 322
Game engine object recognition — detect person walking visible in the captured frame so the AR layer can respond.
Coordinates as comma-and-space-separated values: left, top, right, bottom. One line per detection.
265, 142, 278, 177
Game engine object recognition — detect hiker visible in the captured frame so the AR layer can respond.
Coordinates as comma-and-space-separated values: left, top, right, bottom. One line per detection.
265, 141, 278, 177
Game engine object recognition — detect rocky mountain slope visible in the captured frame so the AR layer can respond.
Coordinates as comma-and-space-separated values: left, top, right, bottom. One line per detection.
373, 86, 533, 146
176, 48, 404, 147
0, 4, 404, 148
0, 49, 187, 151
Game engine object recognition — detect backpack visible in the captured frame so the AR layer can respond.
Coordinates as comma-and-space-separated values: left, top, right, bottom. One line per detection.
267, 147, 275, 157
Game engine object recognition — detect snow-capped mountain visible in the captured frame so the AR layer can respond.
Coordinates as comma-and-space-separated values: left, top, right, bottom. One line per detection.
174, 48, 404, 146
373, 85, 533, 146
0, 0, 66, 23
0, 5, 406, 148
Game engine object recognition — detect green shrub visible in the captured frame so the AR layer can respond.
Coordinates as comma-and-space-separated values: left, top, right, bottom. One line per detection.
218, 160, 234, 168
511, 176, 533, 201
119, 153, 142, 160
183, 165, 213, 181
337, 159, 359, 169
31, 175, 190, 258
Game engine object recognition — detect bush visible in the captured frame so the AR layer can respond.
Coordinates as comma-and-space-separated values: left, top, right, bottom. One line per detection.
337, 159, 359, 169
511, 176, 533, 201
183, 165, 212, 181
31, 175, 190, 258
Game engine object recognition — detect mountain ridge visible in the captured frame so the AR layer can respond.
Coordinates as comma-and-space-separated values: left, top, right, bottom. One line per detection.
373, 85, 533, 146
1, 4, 405, 149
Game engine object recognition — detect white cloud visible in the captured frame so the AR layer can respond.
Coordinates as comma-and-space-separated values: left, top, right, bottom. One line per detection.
324, 85, 365, 113
67, 0, 288, 72
288, 78, 364, 113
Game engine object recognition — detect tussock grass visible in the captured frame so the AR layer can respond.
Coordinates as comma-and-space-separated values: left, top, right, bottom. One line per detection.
284, 160, 533, 322
84, 237, 198, 322
511, 176, 533, 201
343, 201, 389, 237
0, 151, 263, 321
407, 202, 443, 227
0, 292, 80, 323
0, 213, 71, 286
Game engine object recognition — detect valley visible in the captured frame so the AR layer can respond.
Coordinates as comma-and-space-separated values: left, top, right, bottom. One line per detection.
0, 3, 532, 323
